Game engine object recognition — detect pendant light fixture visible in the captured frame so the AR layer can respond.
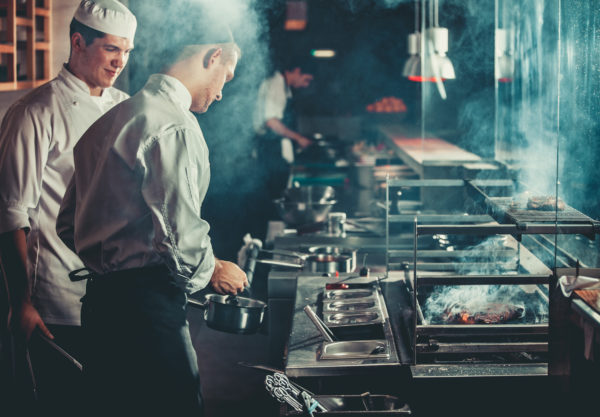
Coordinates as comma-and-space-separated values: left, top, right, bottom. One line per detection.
425, 0, 455, 80
402, 0, 421, 78
405, 0, 455, 85
495, 28, 514, 82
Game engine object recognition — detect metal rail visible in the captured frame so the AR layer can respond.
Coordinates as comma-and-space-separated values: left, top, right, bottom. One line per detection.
417, 342, 548, 354
388, 262, 518, 272
388, 249, 518, 260
416, 223, 600, 236
416, 324, 548, 337
389, 214, 495, 224
413, 274, 550, 286
387, 179, 465, 187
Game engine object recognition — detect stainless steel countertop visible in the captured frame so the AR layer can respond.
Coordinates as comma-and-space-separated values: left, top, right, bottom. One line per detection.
284, 274, 402, 378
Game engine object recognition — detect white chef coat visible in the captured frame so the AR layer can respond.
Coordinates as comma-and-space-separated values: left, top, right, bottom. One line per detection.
253, 71, 291, 135
57, 74, 215, 294
252, 71, 294, 162
0, 66, 128, 326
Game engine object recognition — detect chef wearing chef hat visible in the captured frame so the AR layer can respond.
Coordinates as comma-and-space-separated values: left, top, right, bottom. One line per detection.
0, 0, 136, 414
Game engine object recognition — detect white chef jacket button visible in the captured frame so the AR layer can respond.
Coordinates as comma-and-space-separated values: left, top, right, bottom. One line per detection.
73, 101, 78, 106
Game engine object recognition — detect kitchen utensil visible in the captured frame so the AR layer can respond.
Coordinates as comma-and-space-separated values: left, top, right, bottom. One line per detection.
187, 293, 267, 335
319, 340, 389, 360
37, 332, 82, 371
303, 305, 336, 342
327, 212, 347, 236
274, 185, 336, 226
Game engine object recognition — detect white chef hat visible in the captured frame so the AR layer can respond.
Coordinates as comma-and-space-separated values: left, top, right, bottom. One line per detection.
73, 0, 137, 41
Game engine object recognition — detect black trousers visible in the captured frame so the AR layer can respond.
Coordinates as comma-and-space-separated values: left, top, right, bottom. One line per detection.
81, 266, 202, 417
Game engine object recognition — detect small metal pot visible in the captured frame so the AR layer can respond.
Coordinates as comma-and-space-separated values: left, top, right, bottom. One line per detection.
188, 294, 267, 335
307, 246, 357, 272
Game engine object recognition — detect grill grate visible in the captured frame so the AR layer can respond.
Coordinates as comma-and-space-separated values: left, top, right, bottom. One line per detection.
489, 197, 593, 224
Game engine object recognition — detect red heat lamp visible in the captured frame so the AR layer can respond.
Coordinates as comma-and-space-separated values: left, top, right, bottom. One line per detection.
408, 76, 447, 82
495, 29, 514, 83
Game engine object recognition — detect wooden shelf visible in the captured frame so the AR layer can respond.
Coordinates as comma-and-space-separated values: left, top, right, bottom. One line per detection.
35, 41, 49, 50
0, 0, 51, 89
35, 7, 49, 17
15, 16, 33, 26
0, 43, 14, 53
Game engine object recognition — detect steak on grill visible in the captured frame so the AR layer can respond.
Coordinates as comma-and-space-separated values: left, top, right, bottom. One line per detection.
443, 303, 525, 324
526, 196, 565, 211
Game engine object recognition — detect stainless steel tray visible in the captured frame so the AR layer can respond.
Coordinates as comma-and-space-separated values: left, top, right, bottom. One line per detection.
325, 289, 374, 300
319, 340, 390, 360
323, 299, 380, 312
324, 311, 384, 326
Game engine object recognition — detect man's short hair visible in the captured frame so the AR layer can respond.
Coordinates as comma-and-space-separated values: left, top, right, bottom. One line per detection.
148, 2, 240, 72
69, 18, 106, 46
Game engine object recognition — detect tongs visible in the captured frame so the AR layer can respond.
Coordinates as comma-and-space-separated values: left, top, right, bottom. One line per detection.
36, 331, 82, 371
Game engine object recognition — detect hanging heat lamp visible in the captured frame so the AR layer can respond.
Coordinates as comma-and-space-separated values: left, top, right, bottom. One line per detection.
402, 0, 421, 78
495, 28, 514, 82
405, 0, 455, 85
425, 0, 455, 81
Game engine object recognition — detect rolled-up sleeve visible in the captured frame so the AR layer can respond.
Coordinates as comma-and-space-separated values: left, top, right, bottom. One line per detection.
139, 128, 214, 293
0, 105, 49, 234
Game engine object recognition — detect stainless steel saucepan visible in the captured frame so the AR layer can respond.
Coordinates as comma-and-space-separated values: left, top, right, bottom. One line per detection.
187, 293, 267, 335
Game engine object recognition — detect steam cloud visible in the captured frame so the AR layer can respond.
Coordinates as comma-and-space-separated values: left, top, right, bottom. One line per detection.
421, 236, 548, 324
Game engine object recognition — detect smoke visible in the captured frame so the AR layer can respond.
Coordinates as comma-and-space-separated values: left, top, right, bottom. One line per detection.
421, 236, 548, 325
127, 0, 272, 258
454, 235, 518, 275
422, 285, 526, 324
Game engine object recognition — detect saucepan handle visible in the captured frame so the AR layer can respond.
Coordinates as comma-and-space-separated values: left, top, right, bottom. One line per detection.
187, 297, 208, 309
255, 259, 304, 269
258, 249, 307, 259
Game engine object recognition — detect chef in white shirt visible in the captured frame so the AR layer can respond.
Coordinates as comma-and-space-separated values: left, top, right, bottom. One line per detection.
56, 11, 246, 416
0, 0, 135, 414
247, 65, 314, 240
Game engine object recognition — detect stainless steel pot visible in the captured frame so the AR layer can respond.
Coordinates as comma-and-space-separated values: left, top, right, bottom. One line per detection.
307, 246, 357, 271
187, 294, 266, 335
274, 185, 336, 226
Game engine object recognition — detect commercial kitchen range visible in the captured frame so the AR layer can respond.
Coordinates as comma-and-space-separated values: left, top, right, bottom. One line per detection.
248, 1, 600, 413
261, 131, 600, 389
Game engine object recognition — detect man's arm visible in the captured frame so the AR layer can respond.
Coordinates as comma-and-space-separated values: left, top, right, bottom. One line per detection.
0, 105, 53, 340
140, 128, 248, 295
0, 229, 53, 340
265, 118, 312, 148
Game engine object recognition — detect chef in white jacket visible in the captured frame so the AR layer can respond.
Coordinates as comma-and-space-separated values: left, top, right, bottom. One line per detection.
56, 12, 246, 416
0, 0, 135, 414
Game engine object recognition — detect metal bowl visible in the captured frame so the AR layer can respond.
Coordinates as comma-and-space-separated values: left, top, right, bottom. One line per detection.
275, 186, 336, 226
282, 185, 335, 203
274, 200, 336, 226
